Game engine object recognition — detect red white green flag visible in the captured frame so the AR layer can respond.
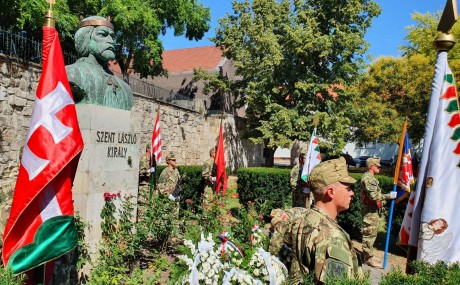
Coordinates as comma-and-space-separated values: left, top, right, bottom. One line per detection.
301, 127, 321, 182
408, 51, 460, 263
2, 26, 84, 274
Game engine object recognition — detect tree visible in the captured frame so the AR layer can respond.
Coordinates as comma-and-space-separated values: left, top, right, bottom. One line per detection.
402, 12, 460, 60
349, 55, 431, 145
350, 12, 460, 146
1, 0, 211, 78
195, 0, 380, 165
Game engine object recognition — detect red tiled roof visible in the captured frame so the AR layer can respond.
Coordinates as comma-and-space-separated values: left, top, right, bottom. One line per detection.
162, 46, 223, 72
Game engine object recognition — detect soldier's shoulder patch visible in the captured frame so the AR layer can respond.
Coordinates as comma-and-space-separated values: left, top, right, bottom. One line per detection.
326, 260, 347, 279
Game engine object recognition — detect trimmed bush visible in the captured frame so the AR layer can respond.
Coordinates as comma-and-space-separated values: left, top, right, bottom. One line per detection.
155, 165, 205, 210
236, 167, 291, 215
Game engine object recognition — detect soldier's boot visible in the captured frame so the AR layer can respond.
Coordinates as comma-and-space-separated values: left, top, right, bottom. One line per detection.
365, 256, 382, 268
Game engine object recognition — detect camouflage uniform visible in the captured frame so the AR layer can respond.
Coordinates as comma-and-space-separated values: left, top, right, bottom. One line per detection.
269, 207, 309, 271
290, 164, 308, 208
157, 167, 181, 196
138, 153, 151, 216
291, 206, 362, 284
360, 171, 390, 259
202, 157, 215, 199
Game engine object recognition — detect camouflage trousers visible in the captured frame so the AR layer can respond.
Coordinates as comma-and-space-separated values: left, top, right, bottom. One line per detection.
203, 184, 214, 202
362, 211, 380, 258
137, 184, 151, 218
292, 188, 309, 209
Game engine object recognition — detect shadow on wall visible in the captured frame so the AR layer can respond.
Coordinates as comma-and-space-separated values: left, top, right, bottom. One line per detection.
223, 119, 262, 172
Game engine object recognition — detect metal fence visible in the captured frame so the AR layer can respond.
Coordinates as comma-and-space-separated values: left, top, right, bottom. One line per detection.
0, 27, 76, 65
112, 71, 197, 109
0, 27, 197, 110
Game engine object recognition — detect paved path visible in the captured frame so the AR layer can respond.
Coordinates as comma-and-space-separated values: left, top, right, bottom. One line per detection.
363, 264, 391, 285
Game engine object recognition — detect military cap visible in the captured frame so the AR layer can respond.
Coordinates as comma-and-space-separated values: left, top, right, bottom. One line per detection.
309, 157, 356, 190
270, 209, 288, 227
166, 153, 176, 161
366, 157, 381, 168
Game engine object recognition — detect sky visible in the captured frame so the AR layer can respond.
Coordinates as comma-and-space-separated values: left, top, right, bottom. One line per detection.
160, 0, 448, 58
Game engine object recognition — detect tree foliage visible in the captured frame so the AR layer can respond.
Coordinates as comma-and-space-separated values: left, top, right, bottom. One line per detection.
196, 0, 380, 155
350, 12, 460, 146
1, 0, 211, 78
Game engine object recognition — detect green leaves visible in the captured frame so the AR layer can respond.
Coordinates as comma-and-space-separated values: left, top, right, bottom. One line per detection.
2, 0, 211, 78
203, 0, 380, 155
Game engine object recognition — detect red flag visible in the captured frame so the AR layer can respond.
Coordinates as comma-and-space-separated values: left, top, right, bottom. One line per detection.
151, 113, 162, 164
2, 26, 84, 274
214, 124, 228, 195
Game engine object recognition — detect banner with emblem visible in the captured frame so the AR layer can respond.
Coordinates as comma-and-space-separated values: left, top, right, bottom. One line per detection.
2, 26, 84, 274
408, 51, 460, 263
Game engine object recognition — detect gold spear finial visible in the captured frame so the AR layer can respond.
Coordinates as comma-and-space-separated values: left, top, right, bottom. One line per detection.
44, 0, 56, 28
435, 0, 458, 51
218, 112, 226, 126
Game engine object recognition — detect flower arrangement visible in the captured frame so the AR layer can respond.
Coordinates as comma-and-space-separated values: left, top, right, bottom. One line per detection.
177, 232, 224, 285
248, 248, 288, 284
218, 232, 244, 266
174, 231, 287, 285
250, 225, 266, 247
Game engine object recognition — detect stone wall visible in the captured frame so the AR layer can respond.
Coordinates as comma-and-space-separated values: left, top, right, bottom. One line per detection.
0, 55, 264, 189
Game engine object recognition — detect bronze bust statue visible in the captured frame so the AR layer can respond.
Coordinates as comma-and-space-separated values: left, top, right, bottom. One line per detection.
66, 16, 133, 110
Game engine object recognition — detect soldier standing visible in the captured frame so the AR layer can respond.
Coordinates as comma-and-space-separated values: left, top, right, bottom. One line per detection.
157, 153, 181, 200
360, 158, 396, 268
268, 207, 308, 271
290, 153, 309, 208
291, 157, 363, 284
138, 144, 154, 217
202, 147, 216, 200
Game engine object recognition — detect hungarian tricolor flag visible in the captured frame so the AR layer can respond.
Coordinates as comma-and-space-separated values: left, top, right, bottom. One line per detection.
301, 127, 321, 185
407, 51, 460, 263
2, 26, 84, 274
214, 123, 228, 195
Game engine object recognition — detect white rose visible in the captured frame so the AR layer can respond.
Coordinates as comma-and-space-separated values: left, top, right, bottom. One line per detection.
253, 269, 260, 276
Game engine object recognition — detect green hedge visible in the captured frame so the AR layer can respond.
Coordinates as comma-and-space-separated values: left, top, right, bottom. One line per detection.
236, 167, 291, 215
235, 168, 407, 240
155, 165, 205, 210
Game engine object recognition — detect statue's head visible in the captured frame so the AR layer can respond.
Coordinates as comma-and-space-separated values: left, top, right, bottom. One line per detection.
75, 16, 115, 63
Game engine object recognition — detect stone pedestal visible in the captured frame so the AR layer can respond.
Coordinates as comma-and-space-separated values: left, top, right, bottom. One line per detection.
73, 104, 140, 254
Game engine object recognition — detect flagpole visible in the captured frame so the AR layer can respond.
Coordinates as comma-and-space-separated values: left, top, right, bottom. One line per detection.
36, 1, 56, 284
383, 117, 408, 269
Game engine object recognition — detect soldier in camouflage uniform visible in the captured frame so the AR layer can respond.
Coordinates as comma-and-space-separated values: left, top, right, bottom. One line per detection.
360, 158, 396, 268
202, 147, 216, 200
138, 144, 154, 217
268, 207, 308, 271
157, 153, 181, 200
291, 157, 363, 284
290, 153, 309, 208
